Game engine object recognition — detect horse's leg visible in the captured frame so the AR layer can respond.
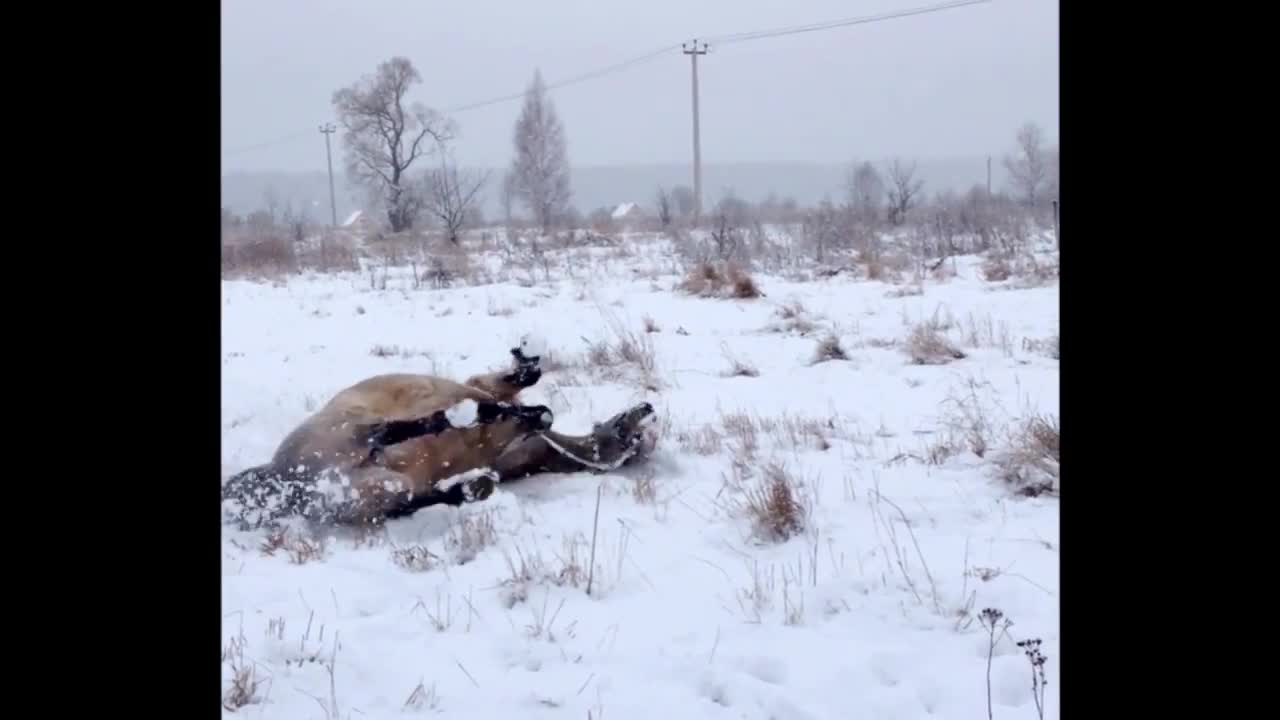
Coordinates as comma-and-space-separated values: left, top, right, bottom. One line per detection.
465, 346, 543, 402
492, 401, 656, 481
332, 467, 499, 524
359, 400, 554, 455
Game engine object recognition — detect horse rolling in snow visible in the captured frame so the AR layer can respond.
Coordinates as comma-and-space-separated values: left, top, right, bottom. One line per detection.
222, 341, 657, 529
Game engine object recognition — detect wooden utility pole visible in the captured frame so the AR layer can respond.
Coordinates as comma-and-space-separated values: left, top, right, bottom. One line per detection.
986, 155, 992, 197
682, 40, 709, 225
319, 123, 338, 228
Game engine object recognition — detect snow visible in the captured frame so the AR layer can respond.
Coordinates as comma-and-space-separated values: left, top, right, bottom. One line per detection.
611, 202, 637, 219
518, 331, 548, 359
445, 398, 480, 428
222, 231, 1059, 719
434, 466, 493, 492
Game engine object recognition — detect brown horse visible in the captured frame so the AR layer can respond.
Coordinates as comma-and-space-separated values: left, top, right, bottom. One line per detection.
222, 345, 656, 528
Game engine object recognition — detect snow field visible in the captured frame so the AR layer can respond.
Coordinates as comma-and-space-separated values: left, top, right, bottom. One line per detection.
222, 234, 1058, 719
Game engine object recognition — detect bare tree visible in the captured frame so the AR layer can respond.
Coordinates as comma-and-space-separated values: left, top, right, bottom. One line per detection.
1042, 145, 1060, 204
423, 148, 489, 245
262, 187, 281, 225
281, 201, 309, 244
885, 158, 924, 226
845, 161, 885, 224
500, 171, 517, 230
509, 69, 571, 236
1004, 122, 1049, 207
804, 198, 843, 264
654, 187, 673, 228
332, 57, 454, 233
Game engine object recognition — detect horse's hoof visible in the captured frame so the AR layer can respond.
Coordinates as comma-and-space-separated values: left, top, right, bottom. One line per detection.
515, 404, 554, 431
462, 472, 497, 503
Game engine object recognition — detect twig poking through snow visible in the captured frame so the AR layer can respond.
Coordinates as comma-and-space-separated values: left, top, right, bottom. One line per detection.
454, 658, 480, 688
588, 483, 603, 595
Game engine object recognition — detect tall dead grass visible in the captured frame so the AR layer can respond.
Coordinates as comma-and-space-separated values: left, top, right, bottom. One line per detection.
722, 459, 814, 544
904, 320, 967, 365
222, 232, 360, 278
679, 261, 763, 299
993, 414, 1060, 497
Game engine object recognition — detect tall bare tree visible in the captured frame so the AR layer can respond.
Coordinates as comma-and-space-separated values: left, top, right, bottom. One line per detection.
509, 70, 571, 236
1004, 122, 1049, 207
332, 57, 454, 233
423, 148, 489, 245
500, 171, 517, 230
281, 201, 309, 244
885, 158, 924, 226
262, 187, 281, 225
845, 161, 885, 224
654, 187, 673, 228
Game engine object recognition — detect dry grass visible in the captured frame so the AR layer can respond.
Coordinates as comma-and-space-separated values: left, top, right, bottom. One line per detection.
404, 680, 440, 712
1021, 334, 1060, 360
222, 231, 361, 279
630, 466, 658, 504
962, 313, 1014, 357
642, 315, 661, 333
886, 285, 925, 298
700, 410, 845, 461
444, 509, 498, 564
679, 261, 763, 299
720, 343, 760, 378
861, 249, 911, 284
886, 377, 1001, 469
765, 300, 820, 336
981, 255, 1013, 282
725, 461, 813, 544
812, 335, 849, 364
581, 313, 663, 391
994, 414, 1060, 497
939, 378, 999, 459
419, 249, 478, 289
260, 527, 326, 565
982, 250, 1059, 288
391, 543, 440, 573
904, 320, 967, 365
858, 337, 899, 350
222, 634, 268, 711
499, 535, 592, 608
675, 425, 725, 455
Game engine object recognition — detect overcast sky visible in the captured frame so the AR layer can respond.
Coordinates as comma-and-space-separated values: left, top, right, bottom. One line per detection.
221, 0, 1057, 174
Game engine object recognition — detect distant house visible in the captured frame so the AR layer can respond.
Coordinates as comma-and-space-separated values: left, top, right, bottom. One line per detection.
341, 209, 373, 237
611, 202, 643, 221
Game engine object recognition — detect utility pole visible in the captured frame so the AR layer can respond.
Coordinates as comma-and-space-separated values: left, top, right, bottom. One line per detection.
682, 40, 709, 225
319, 123, 338, 228
986, 155, 992, 197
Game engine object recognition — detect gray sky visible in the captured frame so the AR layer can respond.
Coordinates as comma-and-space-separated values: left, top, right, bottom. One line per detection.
221, 0, 1057, 173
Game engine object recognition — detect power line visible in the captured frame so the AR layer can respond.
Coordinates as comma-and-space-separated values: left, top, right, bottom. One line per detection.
446, 44, 681, 114
704, 0, 991, 46
222, 0, 990, 158
223, 129, 314, 157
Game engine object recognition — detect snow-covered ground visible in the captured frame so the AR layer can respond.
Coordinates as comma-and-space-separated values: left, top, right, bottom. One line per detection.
222, 233, 1059, 719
